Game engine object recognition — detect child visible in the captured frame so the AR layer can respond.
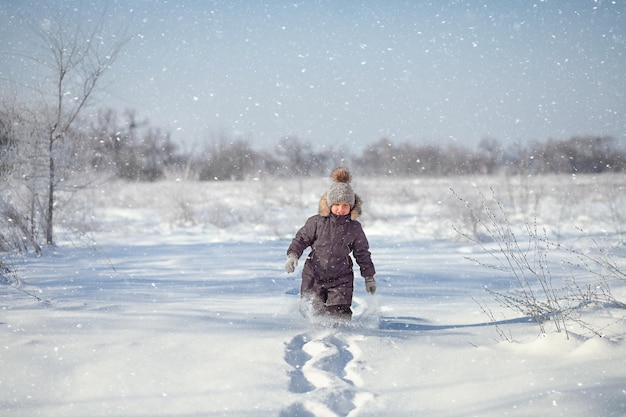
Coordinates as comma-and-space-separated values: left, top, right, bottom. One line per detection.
285, 167, 376, 320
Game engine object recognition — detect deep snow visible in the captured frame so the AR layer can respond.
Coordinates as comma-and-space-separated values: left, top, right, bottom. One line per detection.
1, 174, 625, 416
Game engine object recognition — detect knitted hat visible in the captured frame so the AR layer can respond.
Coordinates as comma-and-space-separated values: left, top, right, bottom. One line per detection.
326, 168, 355, 208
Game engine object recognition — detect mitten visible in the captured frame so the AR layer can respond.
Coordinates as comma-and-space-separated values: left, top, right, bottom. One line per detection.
285, 254, 299, 273
365, 276, 377, 294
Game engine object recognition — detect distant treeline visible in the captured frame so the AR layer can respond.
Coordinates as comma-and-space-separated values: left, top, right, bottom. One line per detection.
1, 106, 624, 252
192, 135, 625, 181
1, 107, 624, 183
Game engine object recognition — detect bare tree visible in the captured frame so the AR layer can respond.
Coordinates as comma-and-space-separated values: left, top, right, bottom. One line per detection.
28, 6, 130, 244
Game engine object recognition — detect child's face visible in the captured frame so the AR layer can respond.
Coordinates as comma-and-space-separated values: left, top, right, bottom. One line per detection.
331, 202, 351, 216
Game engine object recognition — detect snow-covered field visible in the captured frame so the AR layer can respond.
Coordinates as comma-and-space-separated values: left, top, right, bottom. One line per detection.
1, 173, 625, 417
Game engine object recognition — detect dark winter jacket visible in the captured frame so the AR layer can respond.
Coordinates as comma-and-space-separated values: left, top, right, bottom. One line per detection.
287, 193, 376, 285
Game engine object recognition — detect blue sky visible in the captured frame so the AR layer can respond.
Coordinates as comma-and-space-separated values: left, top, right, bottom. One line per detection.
1, 0, 624, 151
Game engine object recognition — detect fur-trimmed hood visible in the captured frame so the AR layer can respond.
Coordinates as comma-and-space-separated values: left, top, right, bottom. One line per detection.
318, 193, 362, 220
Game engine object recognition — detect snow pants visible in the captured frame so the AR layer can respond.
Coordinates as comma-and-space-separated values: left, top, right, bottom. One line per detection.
300, 273, 354, 319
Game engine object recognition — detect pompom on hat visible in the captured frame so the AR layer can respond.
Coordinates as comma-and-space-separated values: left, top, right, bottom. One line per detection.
326, 168, 356, 208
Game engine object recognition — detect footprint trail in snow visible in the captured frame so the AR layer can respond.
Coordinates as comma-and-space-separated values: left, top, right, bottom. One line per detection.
281, 298, 378, 417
